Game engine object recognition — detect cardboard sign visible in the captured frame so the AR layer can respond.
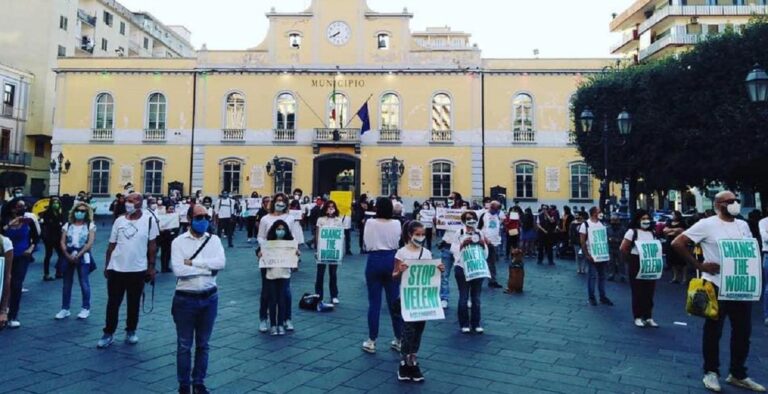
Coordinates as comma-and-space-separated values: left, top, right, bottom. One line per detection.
636, 240, 663, 280
717, 239, 762, 301
435, 208, 464, 231
245, 198, 261, 215
330, 191, 353, 217
588, 226, 610, 263
158, 214, 180, 231
288, 209, 303, 223
259, 240, 299, 269
461, 244, 491, 281
419, 209, 435, 228
317, 226, 344, 264
400, 259, 445, 322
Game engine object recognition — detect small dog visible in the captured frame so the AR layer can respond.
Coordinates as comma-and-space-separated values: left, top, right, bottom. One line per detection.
505, 248, 525, 294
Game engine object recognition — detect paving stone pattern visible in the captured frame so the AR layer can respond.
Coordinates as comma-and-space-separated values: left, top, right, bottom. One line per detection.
0, 220, 765, 393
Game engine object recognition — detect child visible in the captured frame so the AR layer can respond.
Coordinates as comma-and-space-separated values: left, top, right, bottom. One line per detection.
450, 211, 489, 334
393, 221, 444, 382
258, 220, 299, 336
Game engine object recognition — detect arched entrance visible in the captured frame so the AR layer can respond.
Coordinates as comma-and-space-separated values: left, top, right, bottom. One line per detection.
313, 154, 361, 198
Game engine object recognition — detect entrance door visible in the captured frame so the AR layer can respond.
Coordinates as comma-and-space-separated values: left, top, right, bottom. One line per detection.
313, 154, 361, 199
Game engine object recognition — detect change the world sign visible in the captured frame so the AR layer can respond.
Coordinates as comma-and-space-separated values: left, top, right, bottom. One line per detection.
317, 227, 344, 264
717, 238, 762, 301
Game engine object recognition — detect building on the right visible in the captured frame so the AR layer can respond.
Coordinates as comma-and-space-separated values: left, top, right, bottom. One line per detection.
610, 0, 768, 63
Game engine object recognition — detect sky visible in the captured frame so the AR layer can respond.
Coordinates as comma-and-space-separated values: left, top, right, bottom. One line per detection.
119, 0, 636, 58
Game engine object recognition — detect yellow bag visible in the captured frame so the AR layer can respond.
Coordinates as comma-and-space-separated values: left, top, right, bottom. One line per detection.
686, 277, 719, 320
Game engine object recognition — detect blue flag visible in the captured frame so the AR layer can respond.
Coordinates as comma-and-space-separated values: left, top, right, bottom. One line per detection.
356, 102, 371, 134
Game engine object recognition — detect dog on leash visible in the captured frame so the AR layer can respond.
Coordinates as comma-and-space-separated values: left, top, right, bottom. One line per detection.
505, 248, 525, 294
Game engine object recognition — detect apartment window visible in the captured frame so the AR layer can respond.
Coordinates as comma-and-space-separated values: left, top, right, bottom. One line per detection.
143, 37, 150, 49
431, 93, 452, 131
94, 93, 114, 129
3, 84, 15, 107
143, 159, 164, 195
101, 38, 108, 51
0, 129, 9, 158
513, 93, 534, 133
221, 160, 242, 194
225, 92, 246, 129
276, 93, 296, 130
570, 163, 592, 200
289, 33, 301, 48
119, 21, 126, 35
380, 93, 400, 130
328, 93, 349, 128
377, 33, 391, 49
34, 139, 45, 158
431, 161, 452, 198
515, 162, 536, 199
89, 159, 111, 195
103, 11, 113, 26
59, 16, 68, 31
57, 45, 67, 57
147, 93, 167, 130
274, 160, 293, 194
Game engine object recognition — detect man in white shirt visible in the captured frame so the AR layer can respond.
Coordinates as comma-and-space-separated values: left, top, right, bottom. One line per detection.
479, 201, 505, 288
579, 206, 613, 306
759, 213, 768, 327
171, 204, 226, 394
98, 193, 159, 349
214, 190, 235, 248
672, 191, 766, 393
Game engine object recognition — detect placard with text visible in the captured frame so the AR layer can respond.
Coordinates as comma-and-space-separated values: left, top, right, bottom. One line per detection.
400, 259, 445, 322
717, 239, 762, 301
317, 226, 345, 264
636, 240, 663, 280
461, 244, 491, 281
259, 240, 299, 269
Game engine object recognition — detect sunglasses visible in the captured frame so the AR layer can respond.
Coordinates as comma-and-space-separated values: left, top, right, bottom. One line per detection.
75, 210, 88, 213
720, 199, 741, 204
193, 215, 210, 221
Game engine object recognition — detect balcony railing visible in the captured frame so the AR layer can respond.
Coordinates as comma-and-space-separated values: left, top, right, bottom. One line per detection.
77, 9, 97, 26
638, 5, 768, 35
378, 128, 401, 143
430, 129, 453, 143
143, 128, 166, 142
221, 128, 245, 142
1, 104, 13, 118
91, 128, 113, 142
610, 29, 638, 53
513, 130, 537, 144
639, 26, 701, 61
0, 152, 31, 167
313, 128, 361, 153
273, 128, 296, 142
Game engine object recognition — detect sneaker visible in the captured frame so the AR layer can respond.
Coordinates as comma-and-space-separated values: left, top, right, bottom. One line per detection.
259, 320, 268, 333
467, 300, 472, 308
764, 318, 768, 326
55, 309, 71, 320
178, 385, 191, 394
411, 364, 425, 382
126, 331, 139, 345
332, 297, 340, 304
461, 327, 471, 334
599, 297, 614, 306
192, 384, 210, 394
474, 327, 485, 334
634, 318, 645, 328
8, 320, 21, 328
77, 309, 90, 319
277, 326, 286, 336
397, 361, 412, 382
284, 319, 294, 331
390, 338, 401, 352
440, 300, 448, 309
645, 319, 659, 328
21, 287, 29, 293
97, 334, 114, 349
726, 375, 766, 392
588, 298, 597, 306
703, 372, 722, 392
269, 326, 278, 336
246, 238, 252, 243
362, 338, 376, 353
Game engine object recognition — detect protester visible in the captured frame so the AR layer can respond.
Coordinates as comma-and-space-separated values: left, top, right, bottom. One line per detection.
607, 214, 627, 282
417, 201, 435, 250
570, 212, 587, 274
315, 200, 343, 304
620, 209, 659, 328
504, 206, 522, 259
341, 207, 353, 256
521, 207, 536, 258
479, 201, 505, 288
259, 220, 298, 336
171, 204, 226, 394
361, 197, 403, 353
109, 193, 126, 219
671, 191, 765, 392
1, 197, 39, 328
55, 202, 96, 320
307, 197, 323, 249
760, 210, 768, 326
40, 196, 66, 281
451, 211, 489, 333
438, 191, 464, 309
159, 202, 180, 273
580, 207, 613, 306
215, 190, 236, 247
536, 205, 556, 265
98, 193, 159, 348
663, 211, 688, 284
0, 230, 16, 329
245, 192, 261, 243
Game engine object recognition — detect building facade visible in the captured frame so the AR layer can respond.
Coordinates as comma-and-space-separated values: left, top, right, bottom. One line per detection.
0, 0, 193, 196
53, 0, 611, 207
0, 63, 35, 195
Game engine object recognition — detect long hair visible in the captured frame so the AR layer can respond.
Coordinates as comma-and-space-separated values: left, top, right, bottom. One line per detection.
322, 200, 338, 218
629, 209, 650, 231
270, 193, 288, 213
68, 201, 94, 224
375, 197, 393, 219
46, 196, 62, 217
1, 197, 25, 226
402, 220, 424, 245
266, 219, 294, 241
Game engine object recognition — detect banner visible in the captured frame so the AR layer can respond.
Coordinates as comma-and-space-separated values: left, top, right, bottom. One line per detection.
158, 214, 180, 231
717, 239, 762, 301
461, 244, 490, 281
259, 240, 299, 269
317, 226, 344, 264
588, 226, 610, 262
636, 240, 663, 280
330, 191, 352, 217
435, 208, 464, 231
400, 259, 445, 322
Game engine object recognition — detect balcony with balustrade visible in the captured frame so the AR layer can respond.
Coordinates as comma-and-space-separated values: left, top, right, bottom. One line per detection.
639, 25, 702, 61
91, 128, 113, 142
273, 129, 296, 143
313, 128, 361, 153
221, 128, 245, 143
430, 129, 453, 144
143, 128, 166, 143
638, 5, 768, 35
513, 130, 537, 144
1, 104, 14, 119
0, 151, 31, 167
378, 128, 401, 144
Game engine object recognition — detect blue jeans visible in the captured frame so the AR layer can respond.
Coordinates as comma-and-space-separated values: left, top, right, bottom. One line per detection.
172, 292, 218, 387
8, 255, 32, 321
365, 250, 402, 341
440, 248, 455, 302
265, 278, 289, 327
455, 266, 483, 328
763, 254, 768, 319
61, 262, 91, 310
587, 261, 607, 300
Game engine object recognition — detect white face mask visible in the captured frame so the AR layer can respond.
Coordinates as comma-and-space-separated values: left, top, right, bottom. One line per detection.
726, 202, 741, 216
125, 202, 136, 214
150, 204, 158, 210
412, 235, 426, 245
275, 202, 286, 212
640, 220, 651, 229
465, 219, 478, 228
597, 213, 604, 220
327, 208, 336, 215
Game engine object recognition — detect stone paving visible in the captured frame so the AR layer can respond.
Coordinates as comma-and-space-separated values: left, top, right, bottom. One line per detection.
0, 219, 766, 393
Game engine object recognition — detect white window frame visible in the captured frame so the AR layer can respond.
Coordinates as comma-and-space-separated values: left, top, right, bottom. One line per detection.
512, 93, 534, 132
146, 92, 167, 130
89, 158, 112, 196
570, 162, 592, 200
328, 92, 349, 129
379, 92, 400, 130
94, 93, 115, 129
514, 161, 537, 199
288, 32, 302, 49
143, 158, 164, 195
220, 158, 243, 194
275, 92, 297, 130
224, 92, 246, 129
431, 160, 453, 198
431, 93, 453, 132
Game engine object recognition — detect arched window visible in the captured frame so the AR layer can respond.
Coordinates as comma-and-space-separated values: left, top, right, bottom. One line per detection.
225, 92, 245, 129
274, 160, 294, 194
380, 93, 400, 130
221, 159, 242, 194
570, 163, 592, 200
89, 159, 111, 195
328, 93, 348, 128
514, 162, 536, 199
143, 159, 164, 195
94, 93, 114, 129
276, 93, 296, 130
147, 93, 167, 130
431, 93, 452, 131
513, 93, 534, 142
431, 161, 452, 198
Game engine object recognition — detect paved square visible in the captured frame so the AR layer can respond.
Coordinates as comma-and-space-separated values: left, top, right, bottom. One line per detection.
1, 221, 766, 393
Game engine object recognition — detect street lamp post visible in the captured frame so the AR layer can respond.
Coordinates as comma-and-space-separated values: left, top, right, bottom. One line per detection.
745, 64, 768, 103
384, 156, 405, 196
265, 156, 285, 194
49, 152, 71, 196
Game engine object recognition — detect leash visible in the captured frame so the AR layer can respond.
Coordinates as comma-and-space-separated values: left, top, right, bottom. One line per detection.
142, 280, 155, 314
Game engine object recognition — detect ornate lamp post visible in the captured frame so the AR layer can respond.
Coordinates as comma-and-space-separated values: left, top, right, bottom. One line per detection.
384, 156, 405, 196
266, 155, 285, 194
49, 152, 71, 196
745, 64, 768, 103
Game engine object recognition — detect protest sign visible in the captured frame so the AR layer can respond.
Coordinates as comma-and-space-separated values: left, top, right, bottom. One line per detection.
588, 226, 610, 262
419, 209, 435, 222
461, 244, 491, 281
636, 240, 663, 280
330, 191, 353, 217
289, 209, 303, 223
435, 208, 464, 231
259, 240, 299, 269
317, 226, 344, 264
245, 198, 261, 216
158, 214, 180, 231
400, 259, 445, 322
717, 239, 762, 301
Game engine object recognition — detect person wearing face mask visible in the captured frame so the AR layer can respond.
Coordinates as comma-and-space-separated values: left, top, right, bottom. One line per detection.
214, 190, 235, 248
171, 204, 225, 394
672, 191, 765, 393
258, 220, 298, 336
478, 201, 506, 288
97, 193, 159, 349
417, 201, 435, 250
392, 221, 444, 382
355, 194, 370, 254
536, 204, 556, 266
437, 192, 464, 309
620, 210, 660, 328
315, 200, 343, 304
1, 198, 39, 329
55, 202, 96, 321
579, 206, 613, 306
664, 211, 689, 284
245, 192, 261, 243
109, 193, 126, 219
158, 199, 180, 274
40, 196, 66, 281
451, 211, 489, 334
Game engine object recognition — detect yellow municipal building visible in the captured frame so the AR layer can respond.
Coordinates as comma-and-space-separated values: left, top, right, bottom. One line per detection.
52, 0, 612, 206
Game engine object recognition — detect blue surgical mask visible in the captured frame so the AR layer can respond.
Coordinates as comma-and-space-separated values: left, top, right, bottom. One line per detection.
275, 202, 287, 212
191, 218, 209, 234
74, 211, 86, 221
275, 229, 286, 239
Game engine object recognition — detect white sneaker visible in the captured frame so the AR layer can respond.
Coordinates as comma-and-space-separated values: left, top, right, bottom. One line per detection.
726, 375, 766, 392
440, 300, 448, 309
8, 320, 21, 328
125, 331, 139, 345
77, 309, 90, 319
703, 372, 722, 392
332, 297, 340, 304
634, 318, 645, 328
764, 317, 768, 326
390, 338, 401, 352
55, 309, 71, 320
474, 327, 485, 334
644, 319, 659, 328
259, 320, 268, 333
284, 319, 294, 331
21, 288, 29, 293
461, 327, 471, 334
362, 338, 376, 354
247, 238, 252, 243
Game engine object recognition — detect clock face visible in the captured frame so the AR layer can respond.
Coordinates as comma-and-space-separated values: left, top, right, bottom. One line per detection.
327, 21, 351, 46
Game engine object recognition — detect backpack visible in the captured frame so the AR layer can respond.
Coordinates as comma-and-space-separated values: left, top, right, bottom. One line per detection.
298, 293, 321, 311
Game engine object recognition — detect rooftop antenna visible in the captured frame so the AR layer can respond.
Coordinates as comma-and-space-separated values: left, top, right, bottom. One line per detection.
533, 49, 540, 58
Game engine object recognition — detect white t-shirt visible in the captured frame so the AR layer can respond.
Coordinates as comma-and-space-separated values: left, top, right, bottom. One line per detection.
481, 211, 506, 246
579, 219, 606, 250
683, 216, 753, 285
341, 215, 352, 230
63, 222, 97, 249
395, 246, 433, 262
623, 228, 655, 255
759, 217, 768, 253
108, 213, 160, 272
257, 213, 304, 245
215, 198, 234, 219
0, 235, 14, 254
363, 219, 402, 251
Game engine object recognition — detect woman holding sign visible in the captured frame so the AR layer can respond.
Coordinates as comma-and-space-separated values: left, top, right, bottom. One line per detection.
258, 220, 299, 336
620, 210, 660, 328
451, 211, 490, 334
315, 201, 343, 304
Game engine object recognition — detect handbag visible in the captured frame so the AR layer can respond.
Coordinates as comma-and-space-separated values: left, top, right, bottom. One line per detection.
507, 228, 519, 236
686, 271, 718, 320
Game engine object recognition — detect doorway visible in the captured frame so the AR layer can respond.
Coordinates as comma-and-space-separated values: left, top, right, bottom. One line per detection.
313, 154, 361, 198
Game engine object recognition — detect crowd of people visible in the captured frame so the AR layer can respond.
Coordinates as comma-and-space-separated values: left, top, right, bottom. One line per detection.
0, 188, 766, 393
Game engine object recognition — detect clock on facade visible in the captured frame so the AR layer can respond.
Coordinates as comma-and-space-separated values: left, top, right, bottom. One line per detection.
327, 21, 351, 46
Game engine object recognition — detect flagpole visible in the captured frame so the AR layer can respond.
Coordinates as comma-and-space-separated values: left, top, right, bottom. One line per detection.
344, 93, 374, 129
295, 91, 329, 129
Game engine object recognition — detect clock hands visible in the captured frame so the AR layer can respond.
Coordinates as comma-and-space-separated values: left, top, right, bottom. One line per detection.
331, 31, 341, 38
